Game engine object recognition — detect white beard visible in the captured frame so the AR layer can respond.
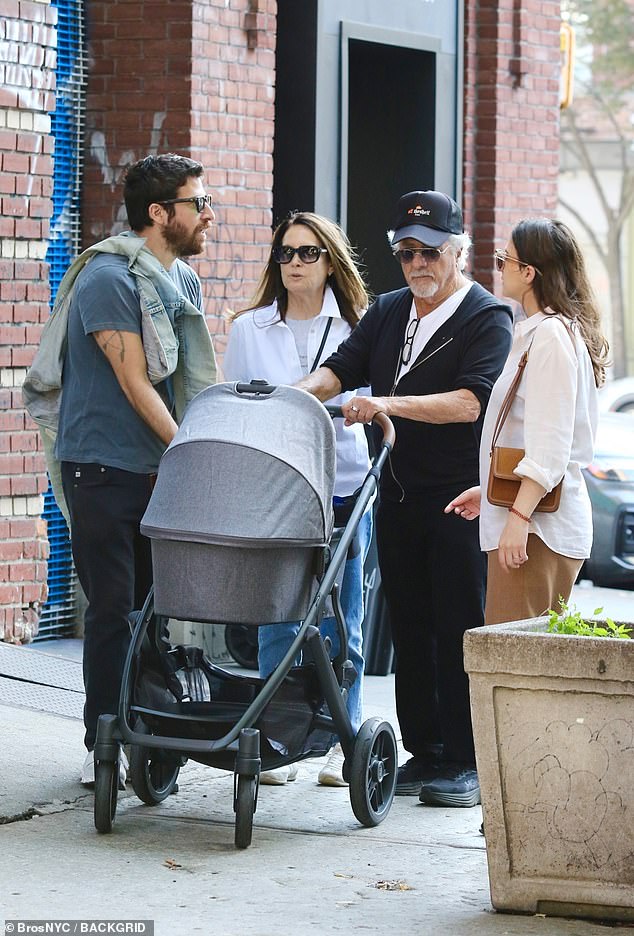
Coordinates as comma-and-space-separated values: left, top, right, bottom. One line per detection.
408, 277, 439, 299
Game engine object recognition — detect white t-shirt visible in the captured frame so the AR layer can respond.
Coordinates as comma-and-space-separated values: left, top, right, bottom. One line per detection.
223, 286, 371, 498
397, 282, 473, 382
285, 315, 315, 375
479, 312, 598, 558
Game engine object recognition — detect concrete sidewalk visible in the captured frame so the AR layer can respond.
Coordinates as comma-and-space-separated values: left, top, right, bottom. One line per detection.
0, 640, 620, 936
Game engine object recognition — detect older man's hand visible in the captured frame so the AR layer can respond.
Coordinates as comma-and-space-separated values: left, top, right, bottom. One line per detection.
342, 396, 389, 426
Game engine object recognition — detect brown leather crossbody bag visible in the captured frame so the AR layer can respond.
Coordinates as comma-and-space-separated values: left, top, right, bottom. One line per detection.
486, 334, 565, 513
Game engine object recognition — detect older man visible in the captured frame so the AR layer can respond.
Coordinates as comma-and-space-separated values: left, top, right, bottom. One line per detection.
296, 190, 513, 806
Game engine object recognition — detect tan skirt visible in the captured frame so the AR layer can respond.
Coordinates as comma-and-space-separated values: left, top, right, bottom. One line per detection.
485, 533, 584, 626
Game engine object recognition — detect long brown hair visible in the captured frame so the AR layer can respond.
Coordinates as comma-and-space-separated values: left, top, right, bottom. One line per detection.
512, 218, 609, 386
237, 211, 370, 327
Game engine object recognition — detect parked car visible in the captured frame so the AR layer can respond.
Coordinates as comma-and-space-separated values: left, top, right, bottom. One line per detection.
598, 377, 634, 414
582, 412, 634, 587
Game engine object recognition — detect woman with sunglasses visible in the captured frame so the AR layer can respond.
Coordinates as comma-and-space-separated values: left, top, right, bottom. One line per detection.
223, 211, 372, 786
446, 218, 609, 624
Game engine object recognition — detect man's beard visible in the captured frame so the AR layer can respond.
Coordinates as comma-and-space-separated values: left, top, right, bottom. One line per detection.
408, 276, 439, 300
163, 219, 205, 257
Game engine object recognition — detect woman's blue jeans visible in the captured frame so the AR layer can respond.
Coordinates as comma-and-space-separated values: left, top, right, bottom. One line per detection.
257, 508, 373, 734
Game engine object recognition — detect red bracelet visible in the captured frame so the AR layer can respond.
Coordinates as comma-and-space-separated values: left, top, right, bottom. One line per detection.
509, 506, 531, 523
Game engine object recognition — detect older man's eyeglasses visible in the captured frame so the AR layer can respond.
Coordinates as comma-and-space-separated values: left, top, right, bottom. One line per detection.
159, 194, 214, 214
401, 317, 421, 367
494, 249, 542, 276
393, 245, 450, 265
272, 245, 328, 264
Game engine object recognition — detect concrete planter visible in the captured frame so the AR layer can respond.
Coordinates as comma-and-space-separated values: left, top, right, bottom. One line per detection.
463, 617, 634, 922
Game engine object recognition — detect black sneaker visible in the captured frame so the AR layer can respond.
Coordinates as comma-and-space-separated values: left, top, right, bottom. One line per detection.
418, 764, 481, 807
395, 757, 442, 796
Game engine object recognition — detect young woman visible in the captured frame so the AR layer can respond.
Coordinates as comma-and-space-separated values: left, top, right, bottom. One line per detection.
446, 218, 609, 624
223, 211, 372, 785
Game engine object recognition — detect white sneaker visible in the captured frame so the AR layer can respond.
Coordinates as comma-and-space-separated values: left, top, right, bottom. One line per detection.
81, 748, 128, 790
258, 762, 299, 786
318, 743, 347, 787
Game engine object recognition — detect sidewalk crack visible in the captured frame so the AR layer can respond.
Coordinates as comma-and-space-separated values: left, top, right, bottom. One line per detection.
0, 807, 42, 825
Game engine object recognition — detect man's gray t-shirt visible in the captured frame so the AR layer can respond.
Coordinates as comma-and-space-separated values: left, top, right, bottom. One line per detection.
56, 251, 204, 473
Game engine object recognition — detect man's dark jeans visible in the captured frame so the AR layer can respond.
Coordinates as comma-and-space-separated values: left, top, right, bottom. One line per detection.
61, 462, 155, 750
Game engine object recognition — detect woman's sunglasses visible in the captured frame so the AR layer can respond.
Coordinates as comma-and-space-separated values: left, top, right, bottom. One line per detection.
392, 245, 450, 265
494, 249, 542, 276
273, 245, 328, 264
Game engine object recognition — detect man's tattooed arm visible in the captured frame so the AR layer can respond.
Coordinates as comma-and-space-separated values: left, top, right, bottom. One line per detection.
98, 330, 126, 364
93, 329, 178, 445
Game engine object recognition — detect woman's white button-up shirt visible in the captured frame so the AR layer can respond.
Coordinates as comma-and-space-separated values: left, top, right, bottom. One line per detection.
223, 286, 371, 498
479, 312, 598, 559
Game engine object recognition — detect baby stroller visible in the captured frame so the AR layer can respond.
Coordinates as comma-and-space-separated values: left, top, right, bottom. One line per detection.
92, 382, 397, 848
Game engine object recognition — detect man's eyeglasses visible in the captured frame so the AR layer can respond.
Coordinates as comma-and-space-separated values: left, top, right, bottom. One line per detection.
494, 249, 542, 276
393, 245, 450, 265
272, 245, 328, 264
401, 317, 421, 366
158, 195, 214, 214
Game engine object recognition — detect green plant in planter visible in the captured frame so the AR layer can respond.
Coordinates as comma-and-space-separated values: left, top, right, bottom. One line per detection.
546, 597, 632, 639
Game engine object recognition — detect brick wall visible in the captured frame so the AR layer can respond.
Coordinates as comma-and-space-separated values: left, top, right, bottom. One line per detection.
0, 0, 56, 642
82, 0, 277, 360
2, 0, 563, 643
463, 0, 561, 292
191, 0, 276, 358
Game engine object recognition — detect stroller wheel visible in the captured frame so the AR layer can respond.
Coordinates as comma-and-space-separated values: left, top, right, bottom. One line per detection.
349, 718, 397, 827
225, 624, 259, 670
130, 723, 181, 805
94, 760, 118, 833
234, 774, 257, 849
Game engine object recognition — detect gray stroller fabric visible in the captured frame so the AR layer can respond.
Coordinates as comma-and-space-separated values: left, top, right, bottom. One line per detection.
142, 383, 336, 546
141, 383, 337, 624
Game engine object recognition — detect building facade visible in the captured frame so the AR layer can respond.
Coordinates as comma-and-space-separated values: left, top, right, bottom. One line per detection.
0, 0, 562, 642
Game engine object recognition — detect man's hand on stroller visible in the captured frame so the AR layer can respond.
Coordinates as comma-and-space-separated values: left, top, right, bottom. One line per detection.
343, 396, 389, 426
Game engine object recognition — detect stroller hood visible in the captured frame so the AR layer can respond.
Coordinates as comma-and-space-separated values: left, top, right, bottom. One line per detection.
141, 383, 336, 547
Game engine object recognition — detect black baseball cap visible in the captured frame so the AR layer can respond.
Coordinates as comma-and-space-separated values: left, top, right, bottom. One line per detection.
390, 190, 463, 248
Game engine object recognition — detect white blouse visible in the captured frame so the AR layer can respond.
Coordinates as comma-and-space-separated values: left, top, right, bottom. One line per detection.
223, 286, 371, 498
479, 312, 598, 559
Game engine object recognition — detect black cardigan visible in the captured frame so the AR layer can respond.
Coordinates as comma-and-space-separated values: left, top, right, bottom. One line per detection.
324, 282, 513, 500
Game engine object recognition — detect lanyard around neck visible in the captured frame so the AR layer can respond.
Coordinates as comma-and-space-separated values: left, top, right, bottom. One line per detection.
309, 317, 333, 373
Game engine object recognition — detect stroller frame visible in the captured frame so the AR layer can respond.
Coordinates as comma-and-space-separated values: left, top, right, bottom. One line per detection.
93, 394, 397, 848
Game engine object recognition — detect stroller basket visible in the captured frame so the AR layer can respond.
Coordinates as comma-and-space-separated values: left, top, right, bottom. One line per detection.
132, 646, 334, 767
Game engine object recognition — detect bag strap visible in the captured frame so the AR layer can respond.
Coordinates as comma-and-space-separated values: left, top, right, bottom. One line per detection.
489, 315, 577, 456
489, 349, 529, 455
309, 317, 333, 374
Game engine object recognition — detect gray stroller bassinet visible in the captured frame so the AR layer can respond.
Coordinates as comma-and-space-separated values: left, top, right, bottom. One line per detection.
92, 382, 398, 849
141, 383, 336, 624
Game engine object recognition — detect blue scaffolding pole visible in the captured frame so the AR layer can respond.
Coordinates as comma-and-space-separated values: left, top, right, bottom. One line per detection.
37, 0, 86, 639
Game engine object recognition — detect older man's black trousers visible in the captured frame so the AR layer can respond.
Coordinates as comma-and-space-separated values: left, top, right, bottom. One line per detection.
61, 462, 154, 750
376, 491, 486, 766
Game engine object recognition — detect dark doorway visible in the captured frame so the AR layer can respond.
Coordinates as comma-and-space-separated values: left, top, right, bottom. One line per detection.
272, 0, 318, 228
346, 40, 436, 296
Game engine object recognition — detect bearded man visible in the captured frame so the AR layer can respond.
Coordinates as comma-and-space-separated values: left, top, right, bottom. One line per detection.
52, 154, 216, 784
297, 190, 513, 807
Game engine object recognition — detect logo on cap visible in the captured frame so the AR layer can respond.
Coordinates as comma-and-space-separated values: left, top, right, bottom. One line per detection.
408, 206, 431, 217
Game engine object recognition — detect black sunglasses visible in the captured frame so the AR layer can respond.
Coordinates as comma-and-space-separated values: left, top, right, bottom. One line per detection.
272, 245, 328, 264
393, 245, 450, 265
401, 317, 421, 366
158, 194, 214, 214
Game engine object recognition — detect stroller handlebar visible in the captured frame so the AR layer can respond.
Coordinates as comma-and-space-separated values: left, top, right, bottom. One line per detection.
232, 382, 395, 450
370, 411, 396, 450
325, 405, 395, 451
